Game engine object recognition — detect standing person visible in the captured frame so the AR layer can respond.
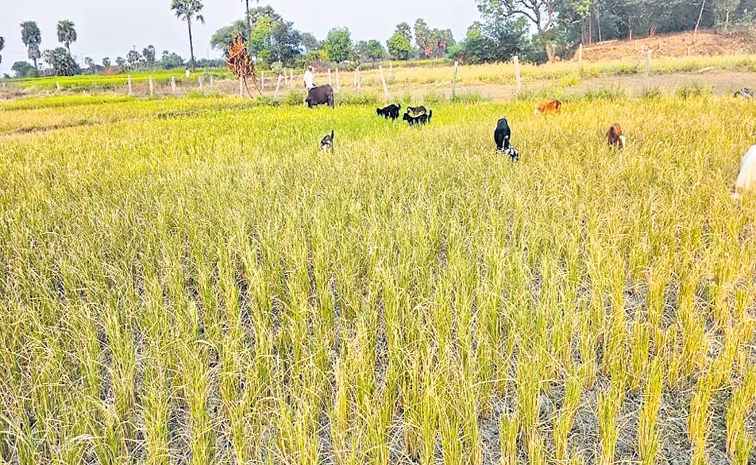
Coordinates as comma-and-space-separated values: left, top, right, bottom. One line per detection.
304, 65, 316, 90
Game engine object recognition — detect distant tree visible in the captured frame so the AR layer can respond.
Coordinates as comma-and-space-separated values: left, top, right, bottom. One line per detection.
171, 0, 205, 72
366, 40, 387, 61
102, 56, 111, 67
11, 61, 36, 78
714, 0, 740, 30
324, 27, 352, 63
115, 56, 126, 67
242, 0, 253, 51
157, 51, 185, 69
84, 56, 95, 72
57, 20, 77, 55
476, 0, 560, 61
0, 37, 4, 65
212, 7, 303, 65
142, 45, 157, 68
127, 49, 141, 68
414, 18, 433, 57
387, 22, 412, 60
43, 47, 78, 75
301, 32, 321, 53
20, 21, 42, 72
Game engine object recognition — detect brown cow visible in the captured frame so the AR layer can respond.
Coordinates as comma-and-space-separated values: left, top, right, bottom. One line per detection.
534, 100, 562, 115
606, 123, 626, 149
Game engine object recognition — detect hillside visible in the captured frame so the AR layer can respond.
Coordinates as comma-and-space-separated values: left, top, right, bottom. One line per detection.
578, 30, 756, 60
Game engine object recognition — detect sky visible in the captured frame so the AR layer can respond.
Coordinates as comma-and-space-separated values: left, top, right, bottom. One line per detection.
1, 0, 481, 75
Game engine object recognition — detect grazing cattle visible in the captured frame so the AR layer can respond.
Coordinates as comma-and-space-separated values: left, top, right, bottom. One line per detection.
494, 118, 520, 161
734, 88, 754, 99
733, 145, 756, 200
377, 104, 401, 120
320, 130, 334, 150
606, 123, 626, 149
407, 106, 428, 116
534, 100, 562, 115
403, 110, 432, 126
306, 85, 335, 108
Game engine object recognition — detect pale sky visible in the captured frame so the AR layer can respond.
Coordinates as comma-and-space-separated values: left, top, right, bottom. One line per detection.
1, 0, 481, 75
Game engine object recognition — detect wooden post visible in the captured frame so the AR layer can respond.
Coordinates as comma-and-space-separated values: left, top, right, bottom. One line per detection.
390, 61, 394, 80
290, 69, 294, 90
209, 75, 214, 88
284, 68, 288, 87
354, 68, 358, 87
328, 68, 332, 87
239, 76, 244, 97
379, 65, 389, 101
199, 75, 204, 93
128, 75, 132, 96
357, 67, 361, 91
451, 61, 459, 100
261, 71, 265, 90
171, 77, 177, 95
149, 76, 154, 96
336, 67, 340, 92
274, 75, 283, 99
513, 56, 522, 93
56, 82, 61, 91
645, 50, 652, 83
578, 44, 583, 63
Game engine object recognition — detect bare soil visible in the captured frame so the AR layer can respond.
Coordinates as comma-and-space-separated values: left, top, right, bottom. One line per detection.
578, 30, 756, 61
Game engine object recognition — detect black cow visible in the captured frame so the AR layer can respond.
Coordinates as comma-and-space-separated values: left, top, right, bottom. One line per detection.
377, 104, 401, 120
306, 85, 335, 108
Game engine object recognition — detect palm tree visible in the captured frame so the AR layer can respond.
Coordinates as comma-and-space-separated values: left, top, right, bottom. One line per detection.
0, 37, 5, 65
57, 20, 77, 55
171, 0, 205, 72
20, 21, 42, 71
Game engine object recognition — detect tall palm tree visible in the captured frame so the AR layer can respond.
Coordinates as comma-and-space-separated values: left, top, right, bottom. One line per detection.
20, 21, 42, 71
0, 37, 5, 65
171, 0, 205, 72
57, 20, 77, 55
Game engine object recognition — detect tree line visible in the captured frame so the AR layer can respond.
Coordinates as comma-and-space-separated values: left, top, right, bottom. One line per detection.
2, 0, 754, 78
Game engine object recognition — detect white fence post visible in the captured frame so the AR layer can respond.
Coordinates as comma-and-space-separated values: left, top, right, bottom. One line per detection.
127, 75, 133, 96
513, 56, 522, 93
274, 75, 283, 99
336, 67, 340, 92
199, 75, 204, 94
149, 76, 154, 96
379, 65, 390, 101
171, 77, 177, 95
290, 69, 294, 90
578, 44, 583, 63
451, 61, 459, 100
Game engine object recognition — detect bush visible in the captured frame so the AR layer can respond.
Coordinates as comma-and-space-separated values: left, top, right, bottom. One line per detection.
451, 90, 487, 103
676, 82, 713, 99
423, 90, 448, 105
335, 91, 379, 106
281, 90, 306, 106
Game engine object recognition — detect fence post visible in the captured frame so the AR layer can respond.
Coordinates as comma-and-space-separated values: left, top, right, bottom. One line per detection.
358, 68, 361, 90
261, 71, 265, 90
379, 65, 390, 101
513, 56, 522, 93
290, 69, 294, 90
336, 67, 340, 92
451, 61, 459, 101
274, 75, 283, 99
209, 75, 214, 88
578, 44, 583, 63
171, 77, 177, 95
328, 68, 332, 87
199, 75, 204, 94
149, 76, 154, 96
56, 82, 61, 91
645, 50, 652, 83
390, 60, 394, 80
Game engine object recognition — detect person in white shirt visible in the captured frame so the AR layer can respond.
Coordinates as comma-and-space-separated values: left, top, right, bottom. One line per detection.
304, 65, 315, 89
